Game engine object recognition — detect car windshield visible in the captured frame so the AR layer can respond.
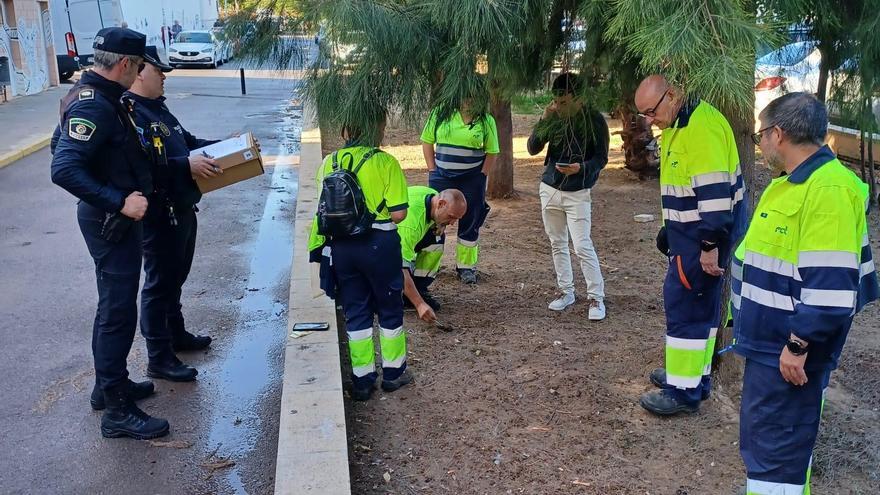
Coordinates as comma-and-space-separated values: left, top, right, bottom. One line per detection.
177, 32, 212, 43
757, 42, 815, 67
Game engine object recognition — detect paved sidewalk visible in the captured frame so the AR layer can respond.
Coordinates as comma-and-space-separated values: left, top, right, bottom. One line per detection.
0, 83, 69, 168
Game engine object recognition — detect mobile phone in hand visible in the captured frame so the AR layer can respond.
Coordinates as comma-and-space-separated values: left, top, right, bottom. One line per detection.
555, 162, 572, 168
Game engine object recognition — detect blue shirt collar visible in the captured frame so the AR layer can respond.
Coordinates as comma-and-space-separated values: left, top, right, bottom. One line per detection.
672, 97, 700, 128
787, 145, 835, 184
425, 194, 434, 224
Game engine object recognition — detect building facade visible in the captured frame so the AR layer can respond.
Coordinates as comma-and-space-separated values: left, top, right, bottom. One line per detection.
0, 0, 59, 100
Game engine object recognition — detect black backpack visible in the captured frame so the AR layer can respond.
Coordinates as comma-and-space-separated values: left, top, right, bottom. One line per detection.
317, 148, 382, 238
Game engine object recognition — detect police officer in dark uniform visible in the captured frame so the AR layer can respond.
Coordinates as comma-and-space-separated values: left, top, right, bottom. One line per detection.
125, 46, 219, 381
50, 28, 170, 440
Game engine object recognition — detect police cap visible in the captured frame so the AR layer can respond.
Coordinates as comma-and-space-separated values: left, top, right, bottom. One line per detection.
92, 27, 146, 56
144, 46, 173, 72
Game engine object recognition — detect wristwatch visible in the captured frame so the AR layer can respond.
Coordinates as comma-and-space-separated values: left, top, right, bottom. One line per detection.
700, 240, 718, 252
786, 339, 809, 356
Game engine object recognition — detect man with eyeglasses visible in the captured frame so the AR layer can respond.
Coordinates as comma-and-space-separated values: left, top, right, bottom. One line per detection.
732, 92, 877, 494
51, 27, 170, 440
633, 75, 746, 416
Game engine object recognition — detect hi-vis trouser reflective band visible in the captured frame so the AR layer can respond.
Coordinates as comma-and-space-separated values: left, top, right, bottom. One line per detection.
414, 244, 443, 279
666, 327, 717, 388
456, 239, 479, 270
348, 326, 407, 385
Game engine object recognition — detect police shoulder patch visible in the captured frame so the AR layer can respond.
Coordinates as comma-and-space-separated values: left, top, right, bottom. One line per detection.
68, 117, 97, 141
78, 89, 94, 101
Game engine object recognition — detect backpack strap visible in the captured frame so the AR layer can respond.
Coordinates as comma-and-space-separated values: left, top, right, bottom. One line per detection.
351, 148, 380, 175
331, 151, 339, 171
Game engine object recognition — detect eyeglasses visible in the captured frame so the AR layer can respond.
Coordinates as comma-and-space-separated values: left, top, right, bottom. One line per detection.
637, 88, 669, 118
751, 125, 775, 145
127, 56, 145, 73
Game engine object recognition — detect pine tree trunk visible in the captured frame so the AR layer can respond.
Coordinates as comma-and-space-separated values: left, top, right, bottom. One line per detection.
488, 95, 515, 199
713, 107, 756, 389
618, 104, 658, 179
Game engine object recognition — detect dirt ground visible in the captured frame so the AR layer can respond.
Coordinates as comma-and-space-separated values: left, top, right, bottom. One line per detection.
325, 114, 880, 494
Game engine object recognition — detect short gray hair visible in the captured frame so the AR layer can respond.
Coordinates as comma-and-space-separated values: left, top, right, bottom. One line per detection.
758, 92, 828, 146
93, 49, 142, 71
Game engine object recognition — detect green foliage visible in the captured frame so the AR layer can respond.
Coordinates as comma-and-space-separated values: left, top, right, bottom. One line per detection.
606, 0, 770, 116
512, 92, 555, 115
227, 0, 569, 146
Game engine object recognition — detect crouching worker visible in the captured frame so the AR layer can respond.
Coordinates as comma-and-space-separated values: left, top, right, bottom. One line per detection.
398, 186, 467, 322
308, 112, 412, 401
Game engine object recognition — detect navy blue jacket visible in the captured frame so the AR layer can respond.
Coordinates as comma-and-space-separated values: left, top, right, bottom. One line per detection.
51, 71, 153, 212
125, 92, 220, 207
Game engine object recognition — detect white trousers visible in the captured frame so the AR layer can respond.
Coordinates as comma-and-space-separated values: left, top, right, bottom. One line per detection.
539, 182, 605, 300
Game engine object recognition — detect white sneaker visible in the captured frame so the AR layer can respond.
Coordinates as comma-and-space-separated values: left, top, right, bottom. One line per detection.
548, 292, 575, 311
588, 299, 606, 320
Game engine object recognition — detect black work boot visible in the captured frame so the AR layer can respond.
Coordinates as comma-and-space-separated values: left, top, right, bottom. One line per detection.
100, 384, 169, 440
649, 367, 711, 400
639, 389, 700, 416
457, 269, 477, 285
171, 330, 212, 352
147, 356, 198, 382
351, 383, 375, 402
381, 370, 414, 393
90, 379, 155, 411
421, 292, 441, 312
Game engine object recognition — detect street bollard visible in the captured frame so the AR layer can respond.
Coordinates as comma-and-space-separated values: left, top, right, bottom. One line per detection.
240, 68, 246, 95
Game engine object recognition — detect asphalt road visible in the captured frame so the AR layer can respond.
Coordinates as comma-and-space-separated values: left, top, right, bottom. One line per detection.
0, 66, 303, 494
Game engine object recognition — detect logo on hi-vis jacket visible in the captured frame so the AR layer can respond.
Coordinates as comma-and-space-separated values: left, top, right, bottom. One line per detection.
68, 118, 96, 141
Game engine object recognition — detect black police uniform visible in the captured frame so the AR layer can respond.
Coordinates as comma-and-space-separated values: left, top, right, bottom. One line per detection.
50, 27, 169, 439
125, 90, 219, 366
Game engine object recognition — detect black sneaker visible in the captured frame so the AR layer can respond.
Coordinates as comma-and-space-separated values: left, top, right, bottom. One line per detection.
381, 370, 413, 392
649, 367, 710, 400
90, 379, 155, 411
457, 269, 477, 285
639, 389, 699, 416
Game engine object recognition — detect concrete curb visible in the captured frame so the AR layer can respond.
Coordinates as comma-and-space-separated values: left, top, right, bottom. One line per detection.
275, 103, 352, 494
0, 133, 53, 170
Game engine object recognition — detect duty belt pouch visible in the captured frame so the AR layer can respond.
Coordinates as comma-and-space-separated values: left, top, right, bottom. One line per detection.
101, 212, 134, 243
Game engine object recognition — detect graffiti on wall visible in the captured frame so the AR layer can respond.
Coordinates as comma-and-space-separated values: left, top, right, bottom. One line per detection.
0, 17, 50, 97
15, 18, 49, 95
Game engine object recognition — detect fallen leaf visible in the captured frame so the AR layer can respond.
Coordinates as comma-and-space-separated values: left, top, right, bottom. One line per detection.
201, 458, 236, 472
383, 472, 391, 483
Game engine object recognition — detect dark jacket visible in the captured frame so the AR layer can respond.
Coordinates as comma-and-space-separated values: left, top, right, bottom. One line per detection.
125, 92, 220, 207
527, 108, 609, 192
51, 71, 153, 212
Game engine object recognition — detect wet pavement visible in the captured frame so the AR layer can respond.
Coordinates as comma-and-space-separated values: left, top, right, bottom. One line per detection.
0, 66, 303, 494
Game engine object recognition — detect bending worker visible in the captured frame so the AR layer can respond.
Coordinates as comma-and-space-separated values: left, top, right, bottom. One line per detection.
421, 100, 499, 284
126, 46, 221, 382
308, 113, 412, 402
732, 92, 877, 494
398, 186, 467, 322
634, 75, 746, 415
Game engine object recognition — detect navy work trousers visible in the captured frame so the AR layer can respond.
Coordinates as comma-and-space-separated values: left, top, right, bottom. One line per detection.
77, 201, 143, 391
140, 200, 198, 363
740, 358, 829, 491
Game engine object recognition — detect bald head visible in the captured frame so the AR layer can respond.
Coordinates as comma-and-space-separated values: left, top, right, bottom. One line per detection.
634, 75, 682, 129
635, 75, 668, 107
433, 188, 467, 227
